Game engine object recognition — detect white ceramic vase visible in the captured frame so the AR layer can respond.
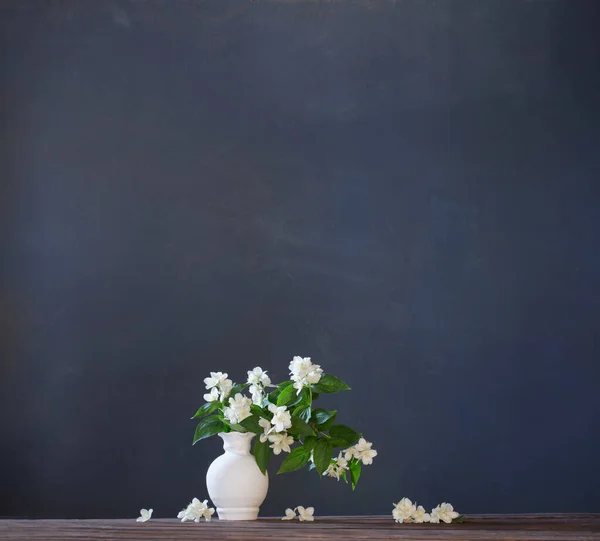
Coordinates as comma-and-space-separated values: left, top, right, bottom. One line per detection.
206, 432, 269, 520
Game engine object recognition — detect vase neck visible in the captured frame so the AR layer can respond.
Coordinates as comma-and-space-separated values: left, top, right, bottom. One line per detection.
219, 432, 255, 456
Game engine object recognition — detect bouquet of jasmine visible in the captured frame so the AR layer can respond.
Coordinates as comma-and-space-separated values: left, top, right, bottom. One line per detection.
192, 356, 377, 489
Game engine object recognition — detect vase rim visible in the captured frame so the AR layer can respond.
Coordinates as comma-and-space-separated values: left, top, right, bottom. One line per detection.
218, 431, 256, 439
218, 431, 256, 455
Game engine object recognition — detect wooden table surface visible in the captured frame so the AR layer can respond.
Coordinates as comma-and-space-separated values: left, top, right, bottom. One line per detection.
1, 514, 599, 541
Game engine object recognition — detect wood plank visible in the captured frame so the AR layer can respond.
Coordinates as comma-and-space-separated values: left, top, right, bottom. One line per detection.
1, 515, 599, 541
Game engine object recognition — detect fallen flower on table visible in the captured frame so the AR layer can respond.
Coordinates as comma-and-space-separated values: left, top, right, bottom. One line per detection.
393, 499, 464, 524
297, 506, 315, 522
136, 508, 153, 522
281, 508, 297, 520
282, 506, 315, 521
412, 505, 430, 523
392, 498, 416, 523
177, 498, 215, 522
431, 502, 460, 524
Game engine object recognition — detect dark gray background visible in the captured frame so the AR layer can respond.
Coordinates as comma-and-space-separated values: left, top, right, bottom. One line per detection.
1, 0, 599, 519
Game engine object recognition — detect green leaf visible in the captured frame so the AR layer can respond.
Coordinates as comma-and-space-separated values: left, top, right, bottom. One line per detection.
319, 412, 337, 432
349, 459, 362, 490
303, 435, 318, 453
312, 408, 336, 427
312, 373, 351, 394
293, 404, 312, 423
239, 414, 263, 434
276, 383, 297, 406
330, 437, 350, 448
287, 415, 316, 437
291, 387, 311, 408
277, 380, 293, 388
341, 469, 348, 483
267, 388, 281, 404
277, 446, 310, 474
192, 416, 224, 445
254, 437, 272, 475
191, 401, 219, 419
250, 404, 266, 417
313, 438, 333, 475
454, 515, 467, 524
329, 425, 360, 447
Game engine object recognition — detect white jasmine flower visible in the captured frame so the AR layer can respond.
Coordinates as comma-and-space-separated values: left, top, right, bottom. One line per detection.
204, 372, 228, 390
259, 418, 272, 443
178, 498, 214, 523
136, 508, 152, 522
247, 367, 263, 384
223, 393, 252, 424
229, 393, 252, 410
438, 503, 459, 524
203, 372, 233, 401
247, 368, 271, 405
222, 408, 235, 424
281, 508, 297, 520
289, 356, 313, 378
393, 498, 416, 523
268, 432, 294, 455
335, 452, 348, 469
429, 505, 441, 524
349, 438, 377, 465
412, 505, 430, 523
203, 387, 219, 403
305, 368, 323, 384
247, 367, 271, 386
219, 378, 233, 400
251, 392, 263, 406
324, 464, 337, 478
324, 452, 349, 480
268, 404, 292, 432
185, 497, 207, 522
292, 379, 305, 394
289, 356, 322, 394
297, 506, 315, 522
249, 384, 264, 406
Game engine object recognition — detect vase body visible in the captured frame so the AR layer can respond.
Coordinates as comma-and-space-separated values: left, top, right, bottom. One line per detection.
206, 432, 268, 520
